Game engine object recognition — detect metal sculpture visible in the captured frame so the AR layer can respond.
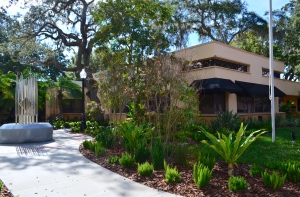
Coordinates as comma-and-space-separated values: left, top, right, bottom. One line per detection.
15, 73, 38, 124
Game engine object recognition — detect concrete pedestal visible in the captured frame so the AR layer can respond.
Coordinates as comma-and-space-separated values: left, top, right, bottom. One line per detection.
0, 123, 53, 144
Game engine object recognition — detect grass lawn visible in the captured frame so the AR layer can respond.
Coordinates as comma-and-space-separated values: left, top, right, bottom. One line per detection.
238, 127, 300, 165
198, 127, 300, 166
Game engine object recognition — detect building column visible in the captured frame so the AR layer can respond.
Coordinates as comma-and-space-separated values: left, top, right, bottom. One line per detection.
227, 93, 237, 113
275, 97, 280, 113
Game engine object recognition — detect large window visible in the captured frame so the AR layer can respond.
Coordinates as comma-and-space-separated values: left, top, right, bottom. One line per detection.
262, 68, 281, 78
187, 58, 248, 72
237, 94, 270, 113
62, 99, 82, 113
199, 92, 225, 114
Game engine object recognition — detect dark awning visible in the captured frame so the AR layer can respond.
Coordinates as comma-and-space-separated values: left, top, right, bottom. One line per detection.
191, 78, 244, 93
235, 81, 286, 97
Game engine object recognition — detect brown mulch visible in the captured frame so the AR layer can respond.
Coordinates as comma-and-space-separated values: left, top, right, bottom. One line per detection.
80, 144, 300, 197
0, 179, 13, 197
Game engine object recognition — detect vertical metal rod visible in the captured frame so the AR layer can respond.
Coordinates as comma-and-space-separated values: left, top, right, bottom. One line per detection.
269, 0, 275, 142
81, 78, 86, 132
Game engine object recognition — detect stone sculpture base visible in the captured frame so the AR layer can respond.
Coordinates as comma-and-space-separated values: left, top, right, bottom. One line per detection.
0, 123, 53, 144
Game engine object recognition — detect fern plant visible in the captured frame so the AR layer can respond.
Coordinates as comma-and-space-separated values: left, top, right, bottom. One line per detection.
228, 176, 248, 192
261, 170, 286, 190
108, 156, 119, 164
164, 160, 181, 183
94, 142, 105, 156
119, 152, 135, 168
198, 154, 216, 170
193, 163, 212, 188
138, 162, 154, 176
283, 162, 300, 183
201, 123, 268, 176
249, 164, 264, 177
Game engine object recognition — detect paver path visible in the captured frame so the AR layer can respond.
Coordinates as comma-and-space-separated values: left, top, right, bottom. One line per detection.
0, 129, 180, 197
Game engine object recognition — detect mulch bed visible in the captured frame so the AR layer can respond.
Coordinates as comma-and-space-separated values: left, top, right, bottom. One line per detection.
1, 139, 299, 197
0, 179, 13, 197
80, 144, 300, 197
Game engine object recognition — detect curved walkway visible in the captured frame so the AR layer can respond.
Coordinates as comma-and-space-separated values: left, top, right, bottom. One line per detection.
0, 129, 181, 197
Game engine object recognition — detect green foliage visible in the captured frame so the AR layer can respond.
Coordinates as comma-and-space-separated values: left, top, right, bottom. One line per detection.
0, 181, 2, 193
198, 154, 216, 170
173, 143, 189, 167
249, 164, 264, 177
228, 176, 248, 192
164, 160, 181, 183
210, 111, 240, 133
119, 152, 135, 168
85, 101, 104, 122
108, 156, 119, 164
150, 139, 165, 170
137, 162, 154, 176
261, 170, 286, 190
201, 123, 268, 176
82, 140, 94, 150
117, 120, 144, 152
193, 163, 212, 188
280, 100, 294, 118
94, 142, 106, 156
95, 126, 115, 148
283, 162, 300, 183
134, 139, 150, 163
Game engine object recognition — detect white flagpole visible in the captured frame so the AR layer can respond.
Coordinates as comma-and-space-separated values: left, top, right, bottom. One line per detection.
269, 0, 275, 142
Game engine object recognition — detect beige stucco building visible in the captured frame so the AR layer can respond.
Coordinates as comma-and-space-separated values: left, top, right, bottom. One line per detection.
176, 41, 299, 121
46, 41, 300, 122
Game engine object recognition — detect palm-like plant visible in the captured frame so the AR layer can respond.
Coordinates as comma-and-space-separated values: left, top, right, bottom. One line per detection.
200, 123, 268, 176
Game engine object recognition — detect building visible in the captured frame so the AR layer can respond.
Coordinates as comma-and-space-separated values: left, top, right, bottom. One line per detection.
176, 41, 299, 121
45, 41, 300, 122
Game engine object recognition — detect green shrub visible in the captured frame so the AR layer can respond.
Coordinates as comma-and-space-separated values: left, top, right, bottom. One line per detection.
210, 111, 240, 133
175, 131, 187, 142
119, 152, 135, 168
228, 176, 248, 192
138, 162, 154, 176
198, 154, 216, 170
150, 139, 165, 170
173, 143, 189, 167
249, 164, 264, 177
261, 170, 286, 190
108, 156, 119, 164
283, 162, 300, 183
134, 139, 150, 163
193, 163, 212, 188
164, 160, 181, 183
0, 181, 2, 193
82, 140, 94, 150
94, 142, 105, 156
95, 126, 115, 148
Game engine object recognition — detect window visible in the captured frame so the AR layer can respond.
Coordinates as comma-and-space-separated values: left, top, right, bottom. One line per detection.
62, 99, 82, 113
187, 58, 248, 72
237, 94, 270, 113
262, 68, 281, 78
199, 92, 225, 114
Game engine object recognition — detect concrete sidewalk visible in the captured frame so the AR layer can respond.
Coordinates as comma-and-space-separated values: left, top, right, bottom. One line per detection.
0, 130, 180, 197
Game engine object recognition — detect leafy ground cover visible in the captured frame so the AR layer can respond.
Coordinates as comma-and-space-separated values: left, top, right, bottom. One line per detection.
79, 127, 300, 196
